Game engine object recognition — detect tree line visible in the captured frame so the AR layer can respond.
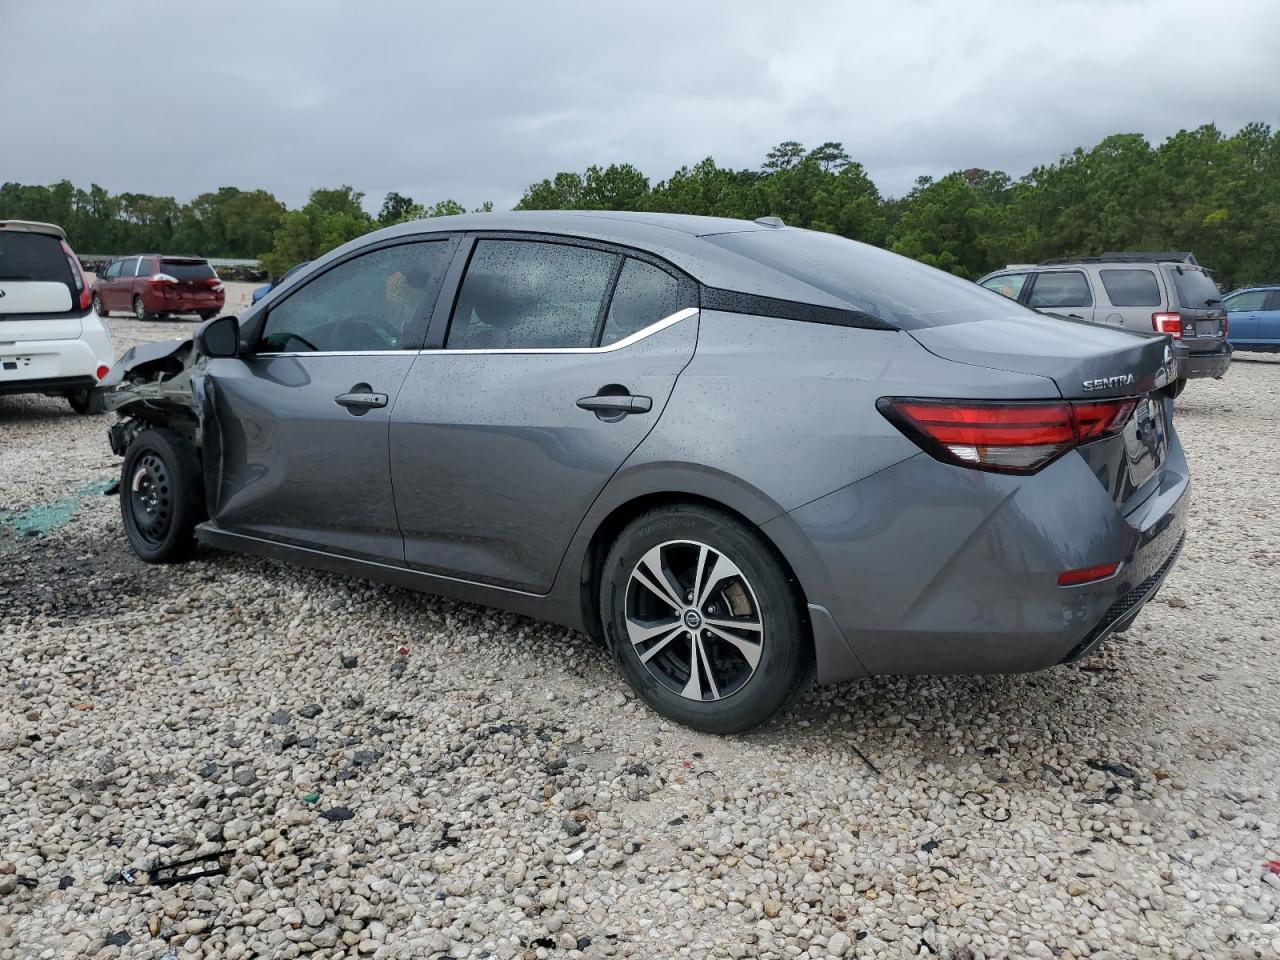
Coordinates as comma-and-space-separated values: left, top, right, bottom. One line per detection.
3, 122, 1277, 289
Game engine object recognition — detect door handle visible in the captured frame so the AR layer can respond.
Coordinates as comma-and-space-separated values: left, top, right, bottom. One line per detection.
335, 391, 388, 410
577, 393, 652, 415
1066, 313, 1084, 320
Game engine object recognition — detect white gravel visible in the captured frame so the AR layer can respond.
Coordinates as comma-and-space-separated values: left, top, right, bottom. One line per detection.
2, 314, 1279, 959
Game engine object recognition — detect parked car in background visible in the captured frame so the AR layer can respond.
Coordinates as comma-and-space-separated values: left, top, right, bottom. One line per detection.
251, 260, 311, 304
92, 255, 225, 321
0, 220, 113, 414
1223, 286, 1280, 352
105, 212, 1188, 733
978, 254, 1231, 388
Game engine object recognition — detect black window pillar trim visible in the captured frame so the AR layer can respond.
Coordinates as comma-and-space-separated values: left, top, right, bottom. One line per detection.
697, 285, 896, 331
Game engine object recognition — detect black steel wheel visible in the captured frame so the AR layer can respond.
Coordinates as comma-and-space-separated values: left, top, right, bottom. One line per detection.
119, 429, 205, 562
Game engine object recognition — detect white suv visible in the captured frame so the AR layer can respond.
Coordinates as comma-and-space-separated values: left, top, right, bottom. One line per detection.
0, 220, 114, 414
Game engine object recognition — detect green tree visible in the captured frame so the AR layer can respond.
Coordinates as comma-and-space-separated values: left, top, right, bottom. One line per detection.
260, 186, 374, 278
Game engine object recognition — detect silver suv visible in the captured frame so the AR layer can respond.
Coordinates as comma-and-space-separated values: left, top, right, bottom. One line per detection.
978, 253, 1232, 386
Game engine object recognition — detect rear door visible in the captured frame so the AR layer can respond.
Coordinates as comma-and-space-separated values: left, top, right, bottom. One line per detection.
159, 258, 220, 308
1263, 291, 1280, 345
1025, 269, 1096, 322
1096, 267, 1164, 334
390, 236, 699, 592
206, 237, 457, 562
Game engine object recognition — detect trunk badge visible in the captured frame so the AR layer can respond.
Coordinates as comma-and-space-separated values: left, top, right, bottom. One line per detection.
1082, 373, 1134, 391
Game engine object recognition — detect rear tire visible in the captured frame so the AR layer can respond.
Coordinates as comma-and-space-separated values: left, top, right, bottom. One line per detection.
92, 293, 107, 317
198, 310, 218, 320
133, 295, 152, 322
66, 388, 105, 415
119, 428, 205, 563
600, 504, 813, 734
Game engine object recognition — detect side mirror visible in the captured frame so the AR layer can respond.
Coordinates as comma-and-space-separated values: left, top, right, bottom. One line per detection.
196, 314, 240, 358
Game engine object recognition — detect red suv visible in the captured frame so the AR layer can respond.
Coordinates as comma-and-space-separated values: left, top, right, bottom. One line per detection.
92, 255, 225, 321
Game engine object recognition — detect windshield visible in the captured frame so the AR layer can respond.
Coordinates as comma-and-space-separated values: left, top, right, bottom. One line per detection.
160, 259, 217, 281
1165, 265, 1221, 309
705, 229, 1031, 329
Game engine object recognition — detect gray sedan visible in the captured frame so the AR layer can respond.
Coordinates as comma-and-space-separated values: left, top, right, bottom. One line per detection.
106, 211, 1189, 733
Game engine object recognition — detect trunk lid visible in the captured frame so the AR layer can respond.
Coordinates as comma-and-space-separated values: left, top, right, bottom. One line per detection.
159, 259, 221, 301
1162, 263, 1228, 352
908, 312, 1177, 400
909, 313, 1177, 514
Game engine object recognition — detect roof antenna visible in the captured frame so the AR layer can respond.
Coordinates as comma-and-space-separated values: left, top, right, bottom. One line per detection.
754, 216, 785, 228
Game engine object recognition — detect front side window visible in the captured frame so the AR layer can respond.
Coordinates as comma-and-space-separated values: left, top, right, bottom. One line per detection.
447, 240, 618, 349
602, 258, 680, 345
1224, 290, 1267, 312
1028, 271, 1092, 308
1099, 269, 1161, 307
980, 273, 1028, 300
103, 260, 122, 279
259, 241, 450, 353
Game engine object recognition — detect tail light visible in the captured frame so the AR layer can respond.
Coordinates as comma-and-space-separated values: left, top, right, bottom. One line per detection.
877, 397, 1138, 474
1058, 561, 1121, 586
205, 276, 223, 291
95, 365, 110, 381
1152, 312, 1182, 338
59, 239, 92, 310
1222, 314, 1229, 337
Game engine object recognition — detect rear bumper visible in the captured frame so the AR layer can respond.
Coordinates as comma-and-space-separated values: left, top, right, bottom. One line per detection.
142, 292, 225, 313
1176, 342, 1232, 379
763, 430, 1190, 684
1, 333, 113, 394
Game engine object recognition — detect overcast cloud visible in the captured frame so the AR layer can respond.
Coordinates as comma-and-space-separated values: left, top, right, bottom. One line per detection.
2, 0, 1278, 211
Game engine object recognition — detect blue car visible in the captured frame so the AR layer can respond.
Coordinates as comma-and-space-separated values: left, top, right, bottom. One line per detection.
251, 260, 311, 304
1224, 286, 1280, 352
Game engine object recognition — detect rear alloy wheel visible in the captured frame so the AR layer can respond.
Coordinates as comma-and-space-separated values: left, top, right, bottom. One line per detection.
133, 295, 153, 322
92, 293, 107, 317
119, 429, 205, 562
601, 504, 812, 733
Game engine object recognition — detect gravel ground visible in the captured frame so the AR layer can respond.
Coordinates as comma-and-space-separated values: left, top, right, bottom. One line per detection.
2, 310, 1279, 959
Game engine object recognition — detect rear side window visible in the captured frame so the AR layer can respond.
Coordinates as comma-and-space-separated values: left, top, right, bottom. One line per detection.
136, 258, 156, 277
1166, 266, 1221, 309
1099, 269, 1161, 307
0, 231, 73, 288
1268, 291, 1280, 311
161, 259, 216, 281
602, 259, 679, 345
704, 229, 1031, 329
260, 241, 451, 353
1028, 271, 1092, 308
448, 240, 619, 349
1225, 290, 1267, 312
980, 273, 1028, 300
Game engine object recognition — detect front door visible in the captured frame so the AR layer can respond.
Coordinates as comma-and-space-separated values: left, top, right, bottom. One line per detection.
1225, 289, 1268, 343
390, 238, 699, 592
207, 238, 456, 562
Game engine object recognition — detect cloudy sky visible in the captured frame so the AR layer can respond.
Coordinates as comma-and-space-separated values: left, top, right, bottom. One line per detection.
3, 0, 1278, 212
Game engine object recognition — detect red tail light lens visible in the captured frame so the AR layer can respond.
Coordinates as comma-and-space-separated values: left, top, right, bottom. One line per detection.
877, 397, 1139, 474
59, 239, 92, 310
95, 365, 110, 381
1152, 312, 1182, 338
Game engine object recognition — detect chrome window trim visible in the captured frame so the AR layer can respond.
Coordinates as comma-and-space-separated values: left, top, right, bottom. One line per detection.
251, 307, 698, 359
430, 306, 698, 355
253, 349, 417, 359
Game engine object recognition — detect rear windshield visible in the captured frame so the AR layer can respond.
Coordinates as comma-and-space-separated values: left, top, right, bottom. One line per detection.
161, 259, 216, 281
0, 231, 74, 289
705, 229, 1028, 329
1165, 265, 1221, 309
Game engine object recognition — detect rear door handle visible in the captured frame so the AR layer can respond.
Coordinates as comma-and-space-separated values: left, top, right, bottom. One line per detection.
335, 391, 388, 410
576, 393, 652, 415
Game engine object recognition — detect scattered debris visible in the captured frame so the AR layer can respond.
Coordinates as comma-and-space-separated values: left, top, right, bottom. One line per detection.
303, 791, 320, 804
565, 848, 585, 864
104, 931, 130, 947
961, 791, 1011, 822
57, 876, 72, 890
149, 848, 235, 887
298, 703, 323, 718
341, 655, 358, 669
562, 818, 585, 837
321, 807, 354, 822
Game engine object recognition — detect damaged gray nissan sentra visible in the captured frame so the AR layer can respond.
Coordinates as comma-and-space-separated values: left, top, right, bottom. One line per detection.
104, 211, 1189, 733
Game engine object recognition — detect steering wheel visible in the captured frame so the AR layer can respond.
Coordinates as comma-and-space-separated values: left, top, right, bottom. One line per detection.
277, 332, 319, 352
336, 312, 403, 350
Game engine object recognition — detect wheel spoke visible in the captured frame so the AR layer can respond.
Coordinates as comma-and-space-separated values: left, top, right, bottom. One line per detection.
633, 545, 685, 610
697, 552, 743, 608
696, 633, 721, 700
679, 633, 703, 700
704, 615, 763, 633
626, 616, 681, 647
704, 623, 762, 671
637, 626, 685, 664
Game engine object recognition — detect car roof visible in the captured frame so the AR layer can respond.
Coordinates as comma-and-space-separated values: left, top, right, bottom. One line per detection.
329, 210, 861, 312
0, 219, 67, 240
